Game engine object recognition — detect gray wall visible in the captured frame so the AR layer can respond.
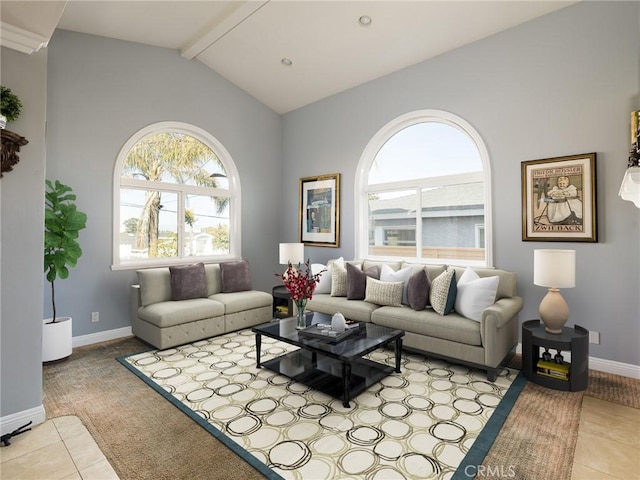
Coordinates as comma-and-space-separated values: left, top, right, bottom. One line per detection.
44, 30, 282, 336
282, 2, 640, 366
1, 47, 47, 418
1, 1, 638, 426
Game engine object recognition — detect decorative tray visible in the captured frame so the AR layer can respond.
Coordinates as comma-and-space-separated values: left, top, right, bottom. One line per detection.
298, 324, 357, 343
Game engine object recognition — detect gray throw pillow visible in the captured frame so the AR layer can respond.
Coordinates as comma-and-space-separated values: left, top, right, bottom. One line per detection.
170, 263, 207, 300
347, 263, 380, 300
220, 260, 252, 293
407, 268, 431, 311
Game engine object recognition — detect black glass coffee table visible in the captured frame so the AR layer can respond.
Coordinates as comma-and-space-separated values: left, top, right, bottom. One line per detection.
252, 312, 404, 407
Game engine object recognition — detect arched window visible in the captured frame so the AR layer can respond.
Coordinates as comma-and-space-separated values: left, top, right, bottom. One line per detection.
355, 110, 492, 267
112, 122, 241, 269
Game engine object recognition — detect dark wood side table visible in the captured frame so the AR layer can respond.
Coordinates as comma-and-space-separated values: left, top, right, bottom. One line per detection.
522, 319, 588, 391
272, 285, 293, 319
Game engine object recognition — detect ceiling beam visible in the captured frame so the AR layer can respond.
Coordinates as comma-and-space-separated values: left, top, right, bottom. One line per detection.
181, 0, 269, 60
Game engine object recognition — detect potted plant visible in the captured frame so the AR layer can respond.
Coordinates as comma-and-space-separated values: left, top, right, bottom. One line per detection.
0, 85, 23, 129
43, 180, 87, 362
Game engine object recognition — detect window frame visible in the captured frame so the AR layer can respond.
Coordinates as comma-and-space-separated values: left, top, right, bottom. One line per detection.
112, 121, 241, 270
355, 109, 493, 267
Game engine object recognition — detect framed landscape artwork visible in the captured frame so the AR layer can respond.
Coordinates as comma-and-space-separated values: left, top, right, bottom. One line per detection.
299, 173, 340, 247
521, 153, 597, 242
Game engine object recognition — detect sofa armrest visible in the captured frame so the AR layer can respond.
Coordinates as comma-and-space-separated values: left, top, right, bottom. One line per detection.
480, 296, 523, 368
131, 284, 141, 322
481, 296, 524, 329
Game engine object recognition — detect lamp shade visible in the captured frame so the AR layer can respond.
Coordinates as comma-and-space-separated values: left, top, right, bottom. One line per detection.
534, 249, 575, 288
279, 243, 304, 265
619, 166, 640, 208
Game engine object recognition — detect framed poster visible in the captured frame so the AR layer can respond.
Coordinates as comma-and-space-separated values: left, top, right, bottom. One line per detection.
299, 173, 340, 247
521, 153, 597, 242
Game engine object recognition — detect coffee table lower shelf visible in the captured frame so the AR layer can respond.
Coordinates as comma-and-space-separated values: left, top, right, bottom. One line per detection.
260, 349, 395, 408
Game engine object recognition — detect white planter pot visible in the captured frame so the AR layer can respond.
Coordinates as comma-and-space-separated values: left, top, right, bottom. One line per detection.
43, 317, 72, 362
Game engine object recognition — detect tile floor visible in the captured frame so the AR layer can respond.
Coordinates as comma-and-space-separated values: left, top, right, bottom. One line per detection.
1, 396, 637, 479
571, 396, 640, 480
0, 415, 118, 480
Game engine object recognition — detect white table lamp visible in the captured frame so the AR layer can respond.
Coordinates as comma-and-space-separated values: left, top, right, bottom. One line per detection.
279, 243, 304, 265
534, 249, 576, 334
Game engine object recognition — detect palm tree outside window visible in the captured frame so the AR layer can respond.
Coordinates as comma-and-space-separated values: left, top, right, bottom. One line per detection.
113, 122, 240, 269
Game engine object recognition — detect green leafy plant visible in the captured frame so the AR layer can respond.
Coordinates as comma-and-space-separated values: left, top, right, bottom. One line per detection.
44, 180, 87, 323
0, 85, 23, 123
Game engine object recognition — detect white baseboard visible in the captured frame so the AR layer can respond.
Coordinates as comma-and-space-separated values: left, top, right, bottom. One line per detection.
0, 405, 46, 436
515, 343, 640, 379
72, 326, 133, 348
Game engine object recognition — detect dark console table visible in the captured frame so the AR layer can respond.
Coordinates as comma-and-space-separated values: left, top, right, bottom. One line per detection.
522, 319, 588, 391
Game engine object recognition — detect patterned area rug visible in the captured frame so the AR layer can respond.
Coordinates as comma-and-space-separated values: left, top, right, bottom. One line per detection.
119, 329, 525, 480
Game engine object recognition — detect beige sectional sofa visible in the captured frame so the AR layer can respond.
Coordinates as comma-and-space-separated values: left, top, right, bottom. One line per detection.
131, 262, 272, 349
307, 259, 523, 381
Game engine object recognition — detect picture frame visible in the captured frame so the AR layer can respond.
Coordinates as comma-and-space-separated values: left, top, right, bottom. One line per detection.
521, 153, 597, 242
299, 173, 340, 247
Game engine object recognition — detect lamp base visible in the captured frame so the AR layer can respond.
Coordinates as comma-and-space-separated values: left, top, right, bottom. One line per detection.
539, 288, 569, 334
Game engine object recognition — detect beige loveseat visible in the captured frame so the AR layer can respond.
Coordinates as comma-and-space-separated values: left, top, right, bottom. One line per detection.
131, 262, 272, 349
307, 259, 523, 381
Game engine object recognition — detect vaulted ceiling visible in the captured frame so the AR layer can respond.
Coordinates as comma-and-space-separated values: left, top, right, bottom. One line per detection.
1, 1, 576, 113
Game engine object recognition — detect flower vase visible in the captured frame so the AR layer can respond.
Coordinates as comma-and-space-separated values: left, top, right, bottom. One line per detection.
295, 299, 307, 329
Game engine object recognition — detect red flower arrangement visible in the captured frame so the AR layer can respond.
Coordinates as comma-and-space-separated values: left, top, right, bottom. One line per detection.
277, 260, 324, 303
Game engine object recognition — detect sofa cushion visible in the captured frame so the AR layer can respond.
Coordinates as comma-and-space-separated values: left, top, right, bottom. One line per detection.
138, 298, 225, 328
455, 267, 499, 322
362, 259, 402, 272
170, 263, 208, 301
209, 290, 273, 315
380, 264, 413, 304
220, 260, 252, 293
347, 263, 380, 300
307, 294, 379, 323
364, 277, 403, 307
407, 268, 431, 311
371, 307, 482, 346
204, 264, 223, 295
137, 268, 172, 306
430, 268, 457, 315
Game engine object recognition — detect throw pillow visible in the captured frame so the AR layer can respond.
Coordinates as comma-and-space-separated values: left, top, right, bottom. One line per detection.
169, 263, 207, 301
407, 268, 431, 311
219, 260, 252, 293
347, 263, 380, 300
380, 264, 413, 304
364, 277, 403, 307
312, 263, 330, 294
330, 263, 348, 297
430, 268, 457, 316
454, 267, 499, 322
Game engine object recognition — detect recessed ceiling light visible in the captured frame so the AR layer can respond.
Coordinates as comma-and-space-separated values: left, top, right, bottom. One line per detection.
281, 58, 293, 66
359, 15, 372, 26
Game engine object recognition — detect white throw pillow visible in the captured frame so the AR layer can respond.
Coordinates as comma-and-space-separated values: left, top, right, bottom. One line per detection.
454, 267, 499, 322
312, 263, 330, 294
312, 257, 343, 295
380, 264, 413, 305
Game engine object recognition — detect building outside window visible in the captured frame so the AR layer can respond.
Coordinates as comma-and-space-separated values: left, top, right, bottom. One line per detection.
356, 110, 492, 266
